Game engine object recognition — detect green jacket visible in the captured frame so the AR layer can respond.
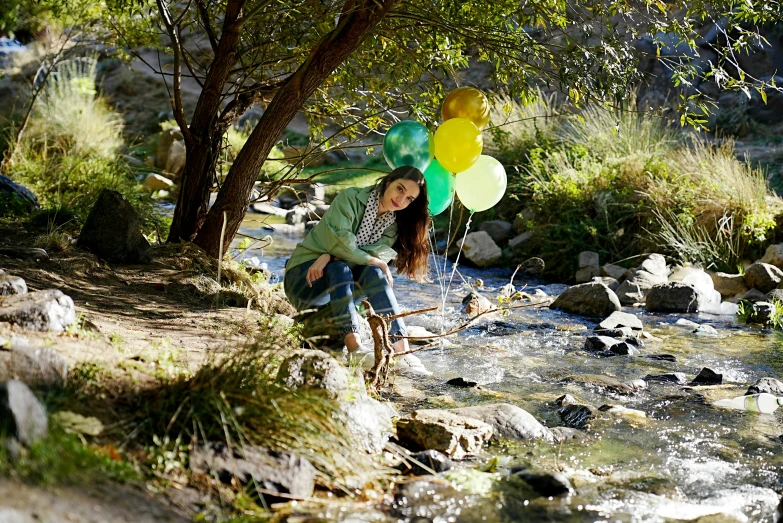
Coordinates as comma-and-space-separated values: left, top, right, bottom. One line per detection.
285, 186, 398, 271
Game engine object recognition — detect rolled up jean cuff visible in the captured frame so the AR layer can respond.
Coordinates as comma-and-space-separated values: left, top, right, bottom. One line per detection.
388, 320, 407, 339
338, 324, 361, 338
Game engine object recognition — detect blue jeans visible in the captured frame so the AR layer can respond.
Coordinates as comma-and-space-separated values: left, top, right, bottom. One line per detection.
284, 260, 407, 340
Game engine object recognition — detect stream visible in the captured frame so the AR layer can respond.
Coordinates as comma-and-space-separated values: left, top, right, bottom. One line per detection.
238, 214, 783, 522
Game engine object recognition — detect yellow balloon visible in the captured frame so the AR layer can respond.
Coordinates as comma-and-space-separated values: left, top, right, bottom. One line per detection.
434, 118, 483, 173
441, 87, 491, 130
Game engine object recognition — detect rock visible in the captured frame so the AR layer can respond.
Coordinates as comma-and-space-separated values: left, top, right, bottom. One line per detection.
314, 204, 330, 218
743, 263, 783, 293
578, 251, 600, 269
591, 276, 619, 291
395, 409, 493, 459
166, 140, 186, 179
681, 270, 723, 313
644, 372, 688, 384
0, 290, 76, 332
406, 325, 437, 346
397, 449, 455, 476
0, 175, 39, 212
462, 292, 495, 316
77, 190, 152, 263
461, 231, 502, 268
598, 404, 647, 420
449, 403, 553, 442
508, 231, 533, 250
2, 345, 69, 386
598, 311, 643, 331
709, 272, 749, 299
141, 173, 174, 192
513, 470, 573, 497
550, 427, 586, 443
691, 367, 723, 385
277, 349, 395, 453
747, 377, 783, 396
478, 220, 513, 244
0, 380, 48, 446
304, 220, 318, 232
250, 202, 288, 217
601, 263, 630, 281
594, 326, 634, 338
645, 282, 701, 313
446, 377, 478, 388
748, 301, 775, 324
285, 204, 316, 225
550, 282, 621, 318
640, 253, 668, 277
155, 128, 183, 170
645, 354, 678, 362
520, 256, 545, 276
561, 374, 635, 395
553, 394, 576, 406
759, 243, 783, 269
0, 247, 48, 261
584, 336, 636, 356
575, 266, 600, 284
615, 270, 668, 305
190, 442, 316, 503
729, 288, 768, 303
557, 403, 597, 429
0, 274, 27, 296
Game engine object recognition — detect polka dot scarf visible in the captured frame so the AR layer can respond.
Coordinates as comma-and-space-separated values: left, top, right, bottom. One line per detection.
356, 188, 395, 247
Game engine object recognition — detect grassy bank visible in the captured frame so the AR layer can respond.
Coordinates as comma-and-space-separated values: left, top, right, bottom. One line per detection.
485, 94, 782, 281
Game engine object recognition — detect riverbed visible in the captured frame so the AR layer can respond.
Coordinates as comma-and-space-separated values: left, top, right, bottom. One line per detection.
239, 215, 783, 522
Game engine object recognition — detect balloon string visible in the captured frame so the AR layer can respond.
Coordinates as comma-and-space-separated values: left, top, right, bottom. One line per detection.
427, 222, 446, 306
440, 211, 473, 331
442, 201, 454, 284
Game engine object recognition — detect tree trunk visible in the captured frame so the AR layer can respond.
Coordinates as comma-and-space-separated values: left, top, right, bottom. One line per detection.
167, 0, 246, 242
194, 0, 399, 257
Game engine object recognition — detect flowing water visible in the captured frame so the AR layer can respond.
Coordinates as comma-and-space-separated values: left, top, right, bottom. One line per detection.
238, 217, 783, 522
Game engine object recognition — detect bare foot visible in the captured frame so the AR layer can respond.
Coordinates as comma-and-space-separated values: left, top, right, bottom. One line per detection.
392, 338, 408, 354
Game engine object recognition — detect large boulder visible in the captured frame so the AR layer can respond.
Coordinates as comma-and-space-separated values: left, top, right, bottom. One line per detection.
141, 173, 174, 192
0, 343, 69, 386
615, 270, 668, 305
0, 380, 48, 446
395, 409, 493, 459
550, 282, 621, 318
477, 220, 513, 244
744, 263, 783, 293
277, 349, 395, 453
575, 251, 600, 284
709, 271, 749, 299
449, 403, 553, 442
0, 175, 39, 212
155, 127, 184, 170
639, 253, 668, 278
645, 282, 702, 313
601, 263, 630, 282
461, 231, 502, 268
190, 442, 316, 504
0, 289, 76, 332
77, 190, 152, 263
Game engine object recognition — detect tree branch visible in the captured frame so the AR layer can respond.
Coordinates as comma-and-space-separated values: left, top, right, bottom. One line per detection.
156, 0, 193, 144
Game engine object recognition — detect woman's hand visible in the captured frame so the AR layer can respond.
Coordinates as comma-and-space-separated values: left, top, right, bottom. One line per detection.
369, 257, 394, 288
306, 253, 331, 287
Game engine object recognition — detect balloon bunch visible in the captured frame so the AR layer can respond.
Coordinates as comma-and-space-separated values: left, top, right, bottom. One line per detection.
382, 87, 507, 215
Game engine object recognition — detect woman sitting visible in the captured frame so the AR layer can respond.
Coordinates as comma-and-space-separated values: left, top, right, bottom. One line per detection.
284, 166, 431, 373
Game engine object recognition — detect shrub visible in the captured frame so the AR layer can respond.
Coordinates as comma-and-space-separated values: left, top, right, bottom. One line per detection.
5, 57, 163, 231
489, 95, 780, 280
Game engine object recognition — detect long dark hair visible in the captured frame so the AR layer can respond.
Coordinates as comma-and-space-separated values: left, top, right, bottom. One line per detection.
377, 167, 430, 282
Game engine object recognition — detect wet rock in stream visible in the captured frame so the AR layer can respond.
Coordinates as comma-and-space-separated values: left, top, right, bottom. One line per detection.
557, 403, 597, 429
397, 449, 455, 476
645, 354, 678, 362
395, 409, 493, 459
449, 403, 554, 442
645, 372, 688, 385
561, 374, 639, 395
747, 377, 783, 395
446, 377, 478, 388
462, 292, 495, 316
597, 311, 643, 331
584, 335, 638, 357
690, 367, 723, 385
550, 282, 621, 318
510, 468, 574, 497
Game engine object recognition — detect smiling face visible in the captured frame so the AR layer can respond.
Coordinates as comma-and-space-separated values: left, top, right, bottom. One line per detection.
379, 178, 421, 214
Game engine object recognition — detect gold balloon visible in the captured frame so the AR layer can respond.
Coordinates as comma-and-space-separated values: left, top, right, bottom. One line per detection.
434, 117, 483, 174
441, 87, 490, 130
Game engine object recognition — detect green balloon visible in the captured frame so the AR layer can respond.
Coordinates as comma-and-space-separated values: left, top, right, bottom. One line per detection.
383, 120, 434, 172
423, 159, 454, 216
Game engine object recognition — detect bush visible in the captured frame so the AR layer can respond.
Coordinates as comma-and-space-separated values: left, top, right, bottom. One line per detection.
490, 96, 780, 280
5, 57, 163, 231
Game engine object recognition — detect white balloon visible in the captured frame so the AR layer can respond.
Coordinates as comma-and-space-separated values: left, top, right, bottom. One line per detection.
455, 155, 507, 212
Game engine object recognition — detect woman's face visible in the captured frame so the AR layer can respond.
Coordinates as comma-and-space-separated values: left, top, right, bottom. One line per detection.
380, 178, 421, 213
